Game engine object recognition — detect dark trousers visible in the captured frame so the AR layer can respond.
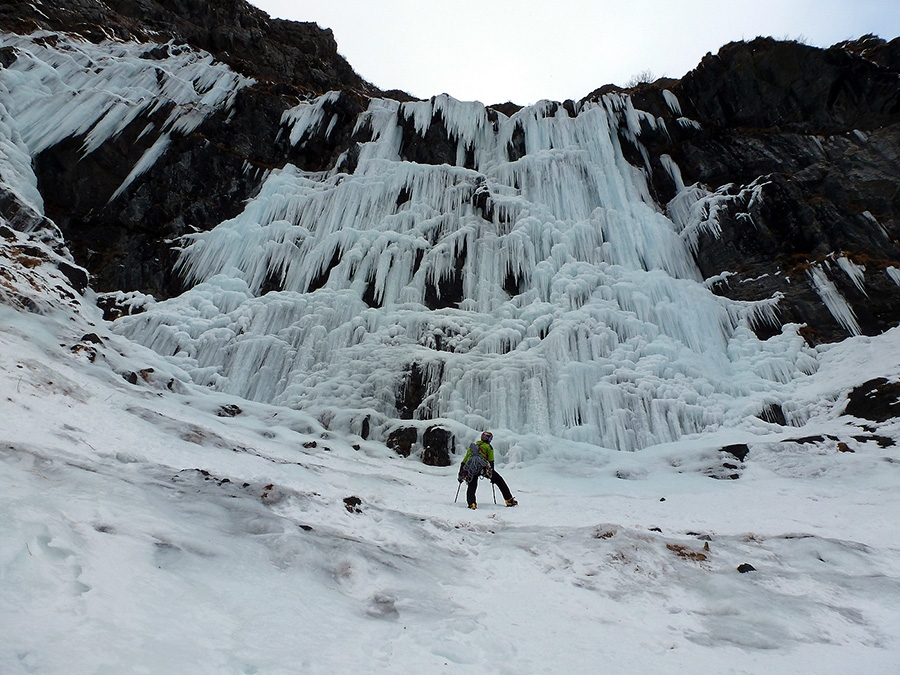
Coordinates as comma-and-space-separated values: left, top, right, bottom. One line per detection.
467, 471, 512, 505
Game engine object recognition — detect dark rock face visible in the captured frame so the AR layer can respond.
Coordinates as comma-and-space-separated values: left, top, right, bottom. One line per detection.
385, 424, 454, 463
285, 92, 370, 173
619, 36, 900, 344
396, 365, 428, 420
33, 82, 307, 296
757, 404, 787, 426
397, 104, 476, 168
396, 363, 444, 420
721, 444, 750, 462
844, 378, 900, 422
386, 426, 417, 458
422, 426, 454, 467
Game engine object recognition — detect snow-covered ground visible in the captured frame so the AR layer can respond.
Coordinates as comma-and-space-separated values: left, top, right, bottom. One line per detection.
3, 284, 900, 674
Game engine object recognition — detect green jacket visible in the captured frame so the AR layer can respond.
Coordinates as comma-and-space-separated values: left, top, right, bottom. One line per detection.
462, 440, 494, 465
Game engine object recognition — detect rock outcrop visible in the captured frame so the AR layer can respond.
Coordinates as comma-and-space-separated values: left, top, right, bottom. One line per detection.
616, 36, 900, 344
0, 0, 377, 96
1, 0, 382, 298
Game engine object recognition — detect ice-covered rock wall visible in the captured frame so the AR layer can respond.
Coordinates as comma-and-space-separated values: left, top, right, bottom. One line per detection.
113, 92, 819, 451
0, 32, 254, 202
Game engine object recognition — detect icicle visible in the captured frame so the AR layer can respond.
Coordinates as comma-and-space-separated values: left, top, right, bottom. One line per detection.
677, 117, 702, 130
661, 90, 682, 115
887, 267, 900, 286
836, 255, 867, 295
659, 154, 685, 193
109, 133, 172, 202
808, 265, 862, 335
281, 92, 342, 146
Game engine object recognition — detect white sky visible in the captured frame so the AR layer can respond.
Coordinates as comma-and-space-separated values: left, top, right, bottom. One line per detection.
247, 0, 900, 104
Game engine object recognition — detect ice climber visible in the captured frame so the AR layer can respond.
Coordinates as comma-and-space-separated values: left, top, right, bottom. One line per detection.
458, 431, 517, 509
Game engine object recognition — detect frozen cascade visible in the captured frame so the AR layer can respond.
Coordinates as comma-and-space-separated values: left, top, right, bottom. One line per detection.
113, 91, 819, 451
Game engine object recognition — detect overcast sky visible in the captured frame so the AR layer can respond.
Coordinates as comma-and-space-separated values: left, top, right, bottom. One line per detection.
247, 0, 900, 105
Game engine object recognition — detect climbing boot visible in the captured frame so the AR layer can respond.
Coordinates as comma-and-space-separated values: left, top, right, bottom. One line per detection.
505, 497, 518, 507
468, 503, 477, 510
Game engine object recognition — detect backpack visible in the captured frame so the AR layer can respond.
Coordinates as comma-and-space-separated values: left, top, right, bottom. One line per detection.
463, 443, 490, 483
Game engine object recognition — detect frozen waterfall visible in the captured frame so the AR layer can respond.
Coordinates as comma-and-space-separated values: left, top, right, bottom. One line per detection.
112, 90, 817, 451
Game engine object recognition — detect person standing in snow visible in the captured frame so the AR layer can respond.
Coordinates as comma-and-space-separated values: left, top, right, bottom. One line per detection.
458, 431, 517, 509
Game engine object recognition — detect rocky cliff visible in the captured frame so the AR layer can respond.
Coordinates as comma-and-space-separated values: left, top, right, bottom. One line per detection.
1, 0, 382, 299
622, 35, 900, 344
0, 0, 377, 95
